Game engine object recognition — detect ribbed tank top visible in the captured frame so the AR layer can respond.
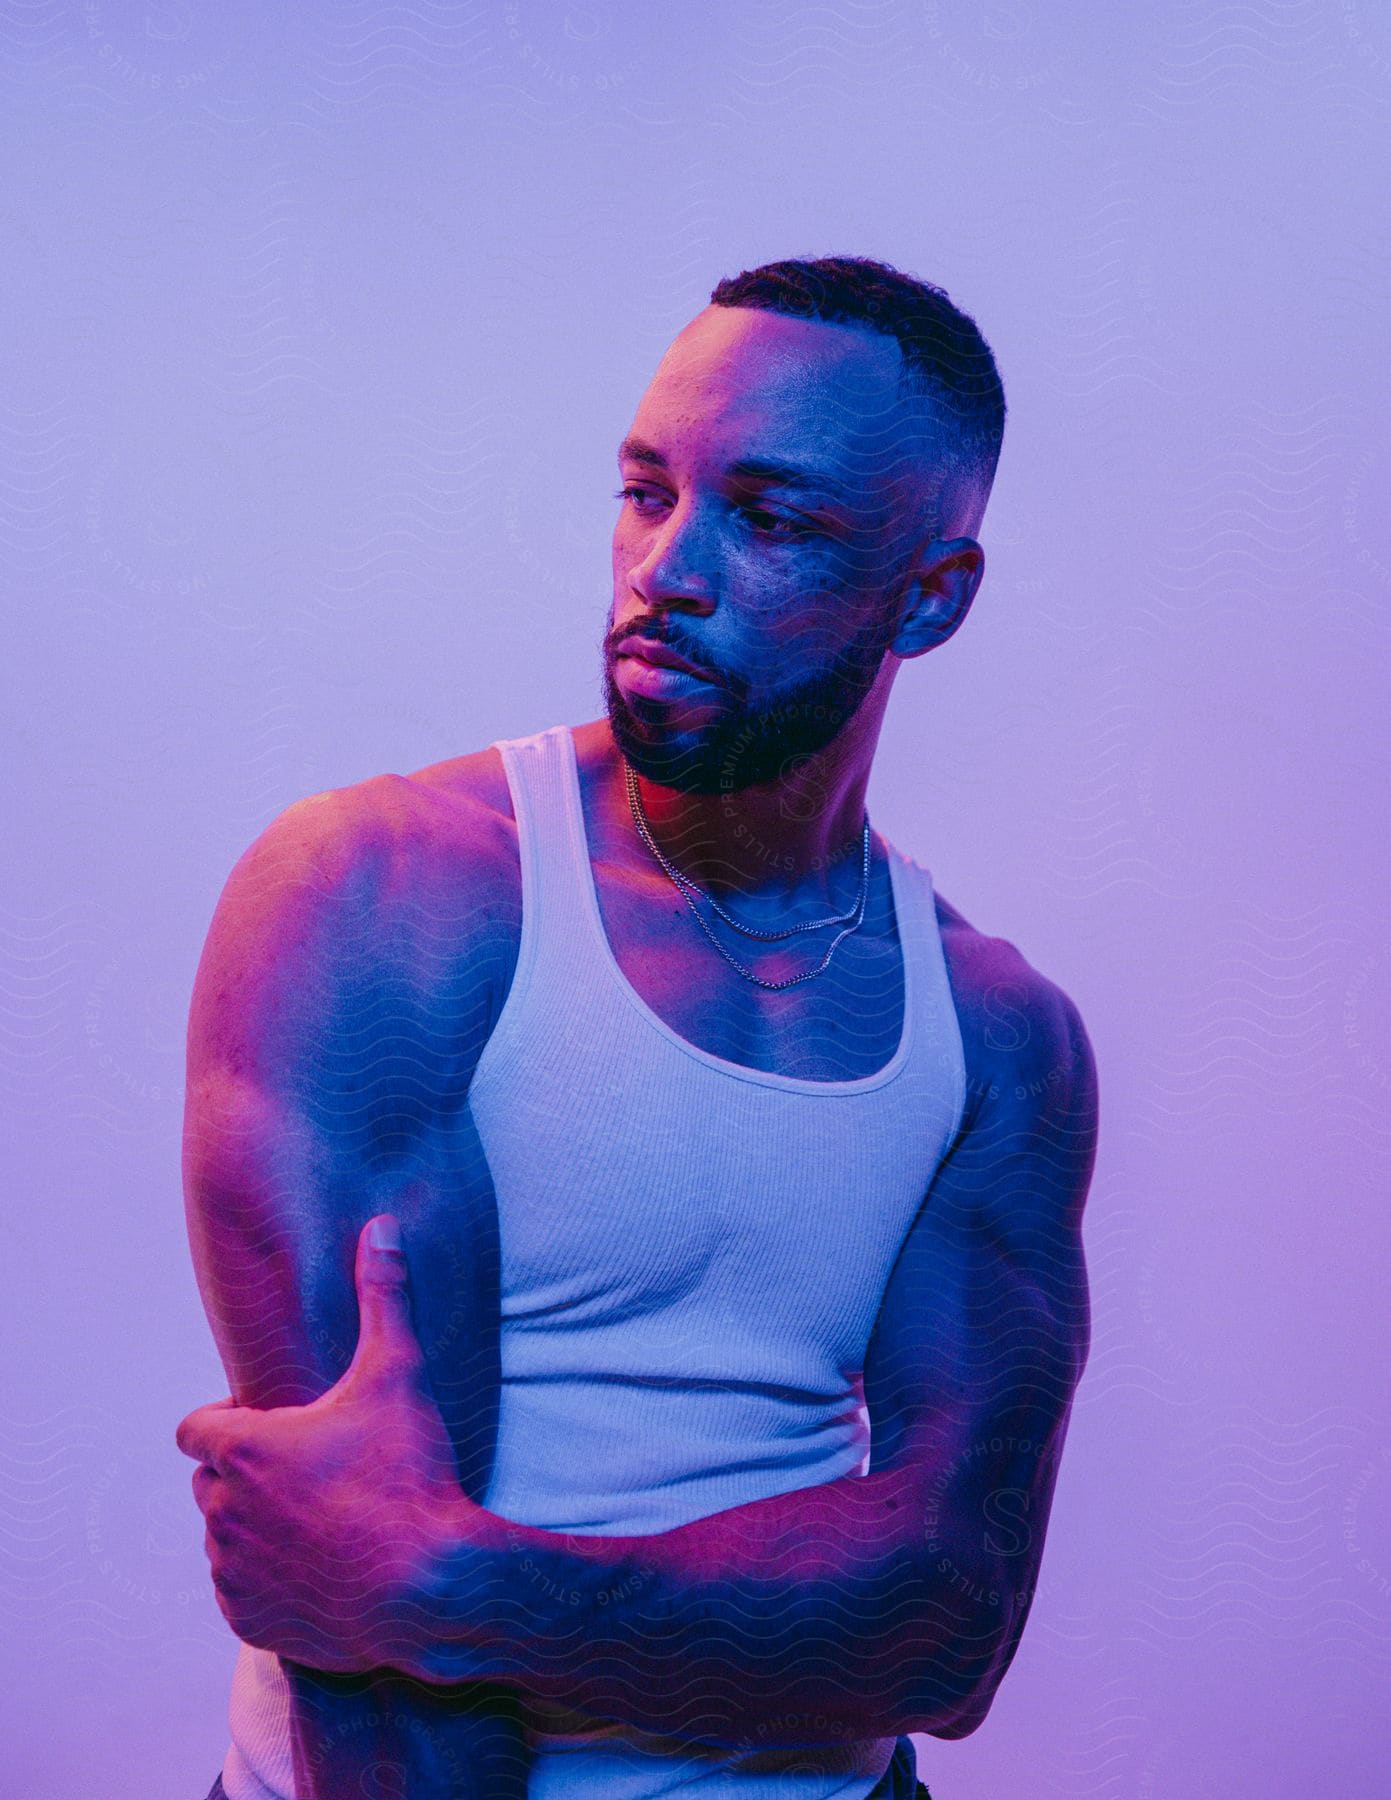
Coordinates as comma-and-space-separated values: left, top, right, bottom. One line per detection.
221, 722, 967, 1800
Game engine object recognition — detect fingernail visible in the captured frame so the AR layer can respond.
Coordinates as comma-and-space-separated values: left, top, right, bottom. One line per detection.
369, 1214, 402, 1253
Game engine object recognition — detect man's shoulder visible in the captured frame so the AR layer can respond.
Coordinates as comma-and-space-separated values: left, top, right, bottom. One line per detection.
192, 748, 529, 1119
930, 886, 1094, 1120
921, 889, 1098, 1264
405, 739, 518, 829
245, 743, 520, 910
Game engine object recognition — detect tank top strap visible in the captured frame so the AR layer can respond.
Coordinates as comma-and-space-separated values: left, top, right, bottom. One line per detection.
492, 723, 590, 925
886, 837, 967, 1141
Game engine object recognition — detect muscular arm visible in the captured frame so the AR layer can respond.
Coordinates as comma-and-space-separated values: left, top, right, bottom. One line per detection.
182, 778, 528, 1798
388, 949, 1098, 1751
857, 945, 1097, 1737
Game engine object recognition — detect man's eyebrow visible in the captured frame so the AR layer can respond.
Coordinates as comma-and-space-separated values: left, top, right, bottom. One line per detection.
727, 456, 855, 503
617, 438, 853, 504
617, 436, 668, 469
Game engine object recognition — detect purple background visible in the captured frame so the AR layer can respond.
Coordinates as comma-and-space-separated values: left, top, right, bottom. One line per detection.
5, 5, 1388, 1795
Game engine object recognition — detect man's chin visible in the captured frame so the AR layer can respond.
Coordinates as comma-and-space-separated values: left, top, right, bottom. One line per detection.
601, 657, 881, 795
600, 671, 724, 791
605, 703, 719, 793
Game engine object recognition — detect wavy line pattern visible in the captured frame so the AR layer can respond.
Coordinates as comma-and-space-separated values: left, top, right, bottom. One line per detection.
4, 1, 1387, 1795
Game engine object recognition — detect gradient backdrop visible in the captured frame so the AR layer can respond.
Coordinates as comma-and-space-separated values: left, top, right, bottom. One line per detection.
4, 4, 1388, 1796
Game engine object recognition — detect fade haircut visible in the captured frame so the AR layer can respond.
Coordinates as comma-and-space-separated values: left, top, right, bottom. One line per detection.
710, 255, 1006, 533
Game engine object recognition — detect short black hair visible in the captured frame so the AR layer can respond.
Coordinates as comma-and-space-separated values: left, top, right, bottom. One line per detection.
710, 255, 1005, 529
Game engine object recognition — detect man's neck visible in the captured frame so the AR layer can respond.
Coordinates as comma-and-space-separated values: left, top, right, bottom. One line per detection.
581, 717, 878, 914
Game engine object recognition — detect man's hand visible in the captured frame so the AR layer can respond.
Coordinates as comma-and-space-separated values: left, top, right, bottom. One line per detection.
176, 1214, 498, 1679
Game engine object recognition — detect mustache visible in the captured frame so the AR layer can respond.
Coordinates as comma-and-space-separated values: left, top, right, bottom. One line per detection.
605, 626, 723, 685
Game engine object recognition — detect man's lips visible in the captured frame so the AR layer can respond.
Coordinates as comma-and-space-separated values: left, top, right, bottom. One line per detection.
614, 638, 718, 683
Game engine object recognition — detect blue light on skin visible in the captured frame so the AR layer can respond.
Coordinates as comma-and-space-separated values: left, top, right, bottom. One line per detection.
595, 302, 987, 900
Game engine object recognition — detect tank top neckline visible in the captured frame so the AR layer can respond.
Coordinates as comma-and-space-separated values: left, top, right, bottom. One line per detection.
557, 722, 916, 1094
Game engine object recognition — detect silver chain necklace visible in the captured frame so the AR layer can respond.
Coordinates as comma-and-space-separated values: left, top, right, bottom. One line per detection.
623, 758, 872, 992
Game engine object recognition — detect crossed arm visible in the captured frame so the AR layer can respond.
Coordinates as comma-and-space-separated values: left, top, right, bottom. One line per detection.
407, 979, 1095, 1749
181, 802, 1094, 1756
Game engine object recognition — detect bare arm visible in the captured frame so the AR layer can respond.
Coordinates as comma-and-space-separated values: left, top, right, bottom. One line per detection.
181, 778, 529, 1798
858, 952, 1097, 1737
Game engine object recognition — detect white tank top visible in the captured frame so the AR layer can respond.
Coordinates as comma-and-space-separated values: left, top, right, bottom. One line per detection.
222, 722, 967, 1799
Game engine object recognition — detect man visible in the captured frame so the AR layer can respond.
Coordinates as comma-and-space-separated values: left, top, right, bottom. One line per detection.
177, 256, 1097, 1800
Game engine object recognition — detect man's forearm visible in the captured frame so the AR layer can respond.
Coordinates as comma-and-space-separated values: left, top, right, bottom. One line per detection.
405, 1463, 1004, 1750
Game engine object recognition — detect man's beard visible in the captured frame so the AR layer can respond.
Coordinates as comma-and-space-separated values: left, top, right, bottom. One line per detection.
601, 603, 898, 796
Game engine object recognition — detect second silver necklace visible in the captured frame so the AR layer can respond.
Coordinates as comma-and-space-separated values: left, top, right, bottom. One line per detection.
623, 758, 872, 992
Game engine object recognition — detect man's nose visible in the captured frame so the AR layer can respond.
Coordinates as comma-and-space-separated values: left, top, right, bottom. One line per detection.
628, 500, 718, 612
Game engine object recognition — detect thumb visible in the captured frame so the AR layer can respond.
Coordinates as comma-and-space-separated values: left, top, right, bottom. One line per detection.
343, 1214, 426, 1391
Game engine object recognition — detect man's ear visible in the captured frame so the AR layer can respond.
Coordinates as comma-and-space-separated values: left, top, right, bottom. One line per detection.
891, 537, 985, 660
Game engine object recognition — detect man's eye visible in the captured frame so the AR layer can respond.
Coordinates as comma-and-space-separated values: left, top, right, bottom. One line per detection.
614, 484, 667, 514
737, 503, 808, 539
